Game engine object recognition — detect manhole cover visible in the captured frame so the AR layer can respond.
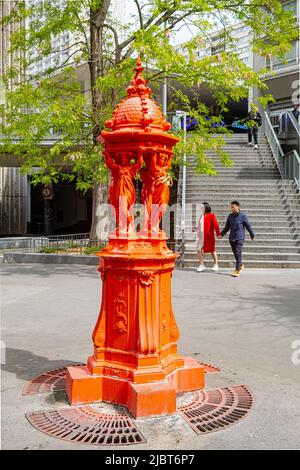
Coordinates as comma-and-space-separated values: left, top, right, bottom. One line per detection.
22, 364, 84, 395
178, 384, 253, 434
26, 406, 146, 446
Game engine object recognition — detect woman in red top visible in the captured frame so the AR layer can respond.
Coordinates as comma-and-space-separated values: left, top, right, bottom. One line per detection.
196, 202, 221, 272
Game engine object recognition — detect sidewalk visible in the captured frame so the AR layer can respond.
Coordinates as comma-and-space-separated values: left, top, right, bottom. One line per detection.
1, 264, 300, 450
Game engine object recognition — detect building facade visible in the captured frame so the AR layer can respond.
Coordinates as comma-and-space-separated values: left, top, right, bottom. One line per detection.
253, 0, 299, 124
177, 1, 299, 128
0, 0, 129, 236
0, 0, 30, 235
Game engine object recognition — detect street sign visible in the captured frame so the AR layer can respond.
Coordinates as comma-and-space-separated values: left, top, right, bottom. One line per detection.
41, 186, 53, 200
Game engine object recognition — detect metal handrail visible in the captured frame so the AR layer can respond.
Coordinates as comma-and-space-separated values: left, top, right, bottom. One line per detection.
282, 150, 300, 188
265, 111, 300, 188
264, 111, 284, 177
287, 111, 300, 137
279, 111, 300, 138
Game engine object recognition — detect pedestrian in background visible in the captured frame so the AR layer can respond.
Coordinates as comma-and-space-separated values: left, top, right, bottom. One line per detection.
292, 103, 299, 122
218, 201, 255, 277
247, 104, 262, 149
196, 202, 221, 272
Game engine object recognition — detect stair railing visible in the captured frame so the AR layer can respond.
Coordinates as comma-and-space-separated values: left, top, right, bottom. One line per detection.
264, 111, 300, 189
279, 111, 300, 138
264, 112, 285, 177
282, 150, 300, 188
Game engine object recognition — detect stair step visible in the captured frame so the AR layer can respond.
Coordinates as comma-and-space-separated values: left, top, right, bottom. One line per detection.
183, 203, 300, 209
179, 260, 300, 268
176, 133, 300, 268
182, 208, 300, 214
184, 181, 284, 186
183, 217, 300, 223
183, 252, 300, 261
184, 240, 300, 246
184, 189, 298, 194
177, 233, 300, 239
183, 191, 300, 196
184, 245, 300, 253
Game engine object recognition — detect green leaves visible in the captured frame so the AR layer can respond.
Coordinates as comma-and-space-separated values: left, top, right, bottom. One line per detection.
1, 0, 297, 190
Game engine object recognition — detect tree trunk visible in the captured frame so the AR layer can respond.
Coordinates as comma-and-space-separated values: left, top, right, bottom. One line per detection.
88, 3, 111, 244
89, 182, 109, 243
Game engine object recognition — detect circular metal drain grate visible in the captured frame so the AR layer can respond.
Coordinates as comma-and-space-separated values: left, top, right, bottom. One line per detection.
178, 384, 253, 434
26, 406, 146, 446
22, 364, 84, 395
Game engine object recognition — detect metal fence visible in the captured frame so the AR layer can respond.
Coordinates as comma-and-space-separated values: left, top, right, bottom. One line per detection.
28, 233, 105, 255
0, 233, 105, 255
0, 232, 184, 260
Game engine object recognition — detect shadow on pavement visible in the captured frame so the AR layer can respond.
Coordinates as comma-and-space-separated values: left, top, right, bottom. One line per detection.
0, 264, 98, 278
2, 347, 78, 381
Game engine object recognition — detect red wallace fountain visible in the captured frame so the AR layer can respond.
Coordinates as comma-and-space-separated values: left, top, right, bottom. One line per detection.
66, 57, 205, 418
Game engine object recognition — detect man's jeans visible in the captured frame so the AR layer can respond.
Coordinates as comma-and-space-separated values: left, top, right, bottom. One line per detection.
248, 126, 258, 145
230, 240, 244, 270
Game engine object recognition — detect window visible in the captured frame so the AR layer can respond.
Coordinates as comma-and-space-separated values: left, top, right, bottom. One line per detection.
234, 25, 249, 35
282, 1, 297, 15
266, 42, 298, 70
237, 46, 249, 54
211, 44, 225, 55
237, 36, 249, 45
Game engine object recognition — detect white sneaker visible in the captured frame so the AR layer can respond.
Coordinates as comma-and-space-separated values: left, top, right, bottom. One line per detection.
212, 264, 219, 271
254, 144, 258, 149
196, 265, 205, 272
247, 142, 252, 146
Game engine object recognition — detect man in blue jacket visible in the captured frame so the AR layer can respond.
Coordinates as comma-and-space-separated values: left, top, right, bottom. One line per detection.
219, 201, 255, 277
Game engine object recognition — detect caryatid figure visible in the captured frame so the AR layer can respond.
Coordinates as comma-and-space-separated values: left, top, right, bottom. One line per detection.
105, 150, 143, 233
141, 147, 173, 235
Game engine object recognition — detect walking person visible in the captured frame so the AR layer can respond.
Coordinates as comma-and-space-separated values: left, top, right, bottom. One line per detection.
246, 104, 262, 149
196, 202, 221, 272
218, 201, 255, 277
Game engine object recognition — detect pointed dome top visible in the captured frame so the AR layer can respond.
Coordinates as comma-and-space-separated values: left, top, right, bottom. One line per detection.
126, 55, 152, 98
104, 56, 171, 133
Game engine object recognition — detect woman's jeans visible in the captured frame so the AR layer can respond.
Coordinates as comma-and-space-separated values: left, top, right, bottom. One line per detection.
248, 126, 258, 144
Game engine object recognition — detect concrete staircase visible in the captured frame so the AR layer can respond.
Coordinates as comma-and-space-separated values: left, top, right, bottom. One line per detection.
176, 134, 300, 268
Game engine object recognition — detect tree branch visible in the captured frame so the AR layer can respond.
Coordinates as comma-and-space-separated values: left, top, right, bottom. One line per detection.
103, 23, 120, 48
134, 0, 144, 29
118, 5, 178, 52
74, 11, 90, 54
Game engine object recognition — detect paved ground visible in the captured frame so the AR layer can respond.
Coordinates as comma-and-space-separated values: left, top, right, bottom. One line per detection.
1, 264, 300, 450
